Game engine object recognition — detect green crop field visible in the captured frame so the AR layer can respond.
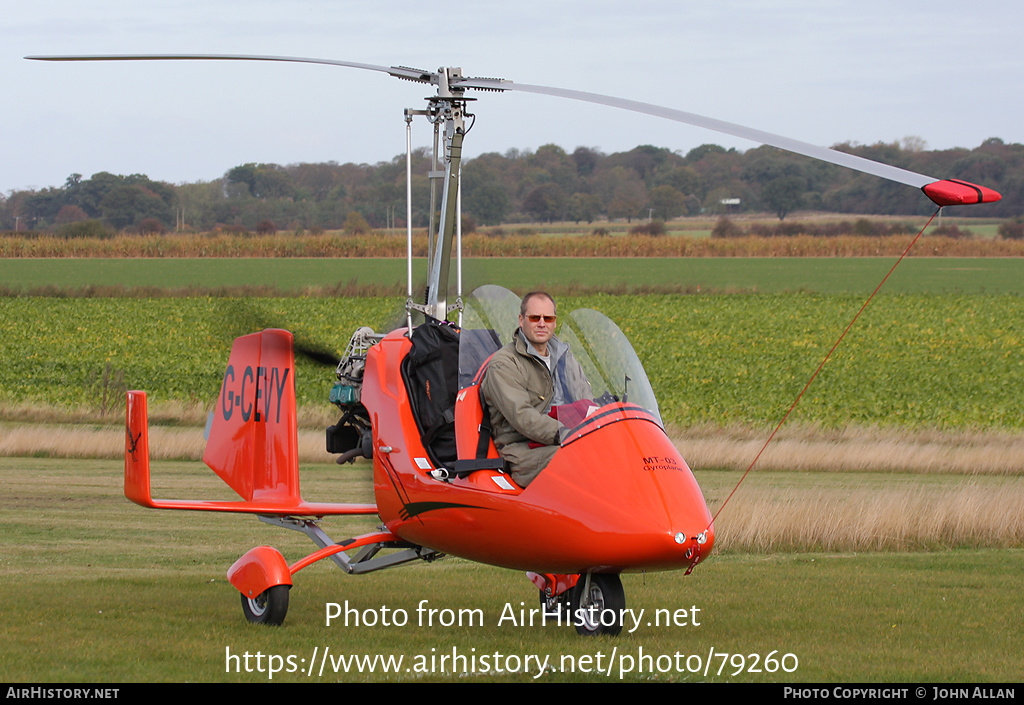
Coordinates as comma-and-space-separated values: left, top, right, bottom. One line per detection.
1, 293, 1021, 430
3, 256, 1024, 295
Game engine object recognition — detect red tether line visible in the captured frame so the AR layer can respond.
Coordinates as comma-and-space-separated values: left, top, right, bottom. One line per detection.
706, 209, 940, 529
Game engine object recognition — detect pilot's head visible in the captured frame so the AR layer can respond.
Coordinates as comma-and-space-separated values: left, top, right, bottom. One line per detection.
519, 291, 557, 352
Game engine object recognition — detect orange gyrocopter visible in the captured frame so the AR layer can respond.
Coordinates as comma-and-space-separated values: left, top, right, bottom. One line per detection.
30, 54, 1000, 635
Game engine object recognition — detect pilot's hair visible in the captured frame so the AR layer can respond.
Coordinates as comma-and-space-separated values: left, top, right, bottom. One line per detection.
520, 291, 557, 316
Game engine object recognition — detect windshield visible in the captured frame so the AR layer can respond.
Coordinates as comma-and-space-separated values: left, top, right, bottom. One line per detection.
458, 285, 662, 426
458, 284, 520, 388
559, 307, 662, 425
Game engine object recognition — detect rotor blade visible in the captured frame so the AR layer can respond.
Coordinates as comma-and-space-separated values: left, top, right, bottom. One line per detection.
456, 77, 935, 189
25, 53, 437, 84
25, 55, 999, 204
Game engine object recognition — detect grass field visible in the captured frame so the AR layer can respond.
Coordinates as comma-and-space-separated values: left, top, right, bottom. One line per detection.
2, 252, 1022, 683
2, 457, 1021, 683
3, 256, 1024, 295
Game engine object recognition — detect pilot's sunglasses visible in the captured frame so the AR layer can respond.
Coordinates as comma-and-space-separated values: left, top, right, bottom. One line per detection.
526, 315, 557, 323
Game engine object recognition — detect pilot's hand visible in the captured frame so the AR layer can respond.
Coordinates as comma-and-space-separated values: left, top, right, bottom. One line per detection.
557, 426, 571, 445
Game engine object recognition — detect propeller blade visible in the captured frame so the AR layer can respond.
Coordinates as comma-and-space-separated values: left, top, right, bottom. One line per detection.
293, 343, 342, 369
218, 300, 342, 368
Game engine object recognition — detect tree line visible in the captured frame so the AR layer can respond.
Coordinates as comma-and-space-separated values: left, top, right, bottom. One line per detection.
2, 137, 1021, 235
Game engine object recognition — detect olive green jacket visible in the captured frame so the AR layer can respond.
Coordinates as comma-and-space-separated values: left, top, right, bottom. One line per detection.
480, 329, 592, 486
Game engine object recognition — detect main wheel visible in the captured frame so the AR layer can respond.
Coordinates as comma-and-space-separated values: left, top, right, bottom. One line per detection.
240, 585, 290, 626
569, 574, 625, 637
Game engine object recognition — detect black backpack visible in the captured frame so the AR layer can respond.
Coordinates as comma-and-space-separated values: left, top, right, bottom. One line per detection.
401, 318, 461, 466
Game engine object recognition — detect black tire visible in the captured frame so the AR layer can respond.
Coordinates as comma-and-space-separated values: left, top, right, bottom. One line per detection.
569, 574, 625, 637
539, 588, 571, 625
240, 585, 290, 626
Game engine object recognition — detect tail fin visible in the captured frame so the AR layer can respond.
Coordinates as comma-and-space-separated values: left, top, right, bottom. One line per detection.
203, 328, 301, 505
123, 329, 377, 516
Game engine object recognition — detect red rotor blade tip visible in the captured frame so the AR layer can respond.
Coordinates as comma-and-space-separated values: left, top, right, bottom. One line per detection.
922, 179, 1002, 207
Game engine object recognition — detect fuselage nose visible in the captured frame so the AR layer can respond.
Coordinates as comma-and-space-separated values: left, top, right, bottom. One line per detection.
519, 408, 715, 572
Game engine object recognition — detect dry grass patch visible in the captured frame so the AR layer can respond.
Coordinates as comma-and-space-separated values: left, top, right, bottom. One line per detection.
678, 423, 1024, 475
4, 416, 1024, 477
0, 399, 338, 428
714, 481, 1024, 552
0, 423, 336, 463
3, 418, 1022, 556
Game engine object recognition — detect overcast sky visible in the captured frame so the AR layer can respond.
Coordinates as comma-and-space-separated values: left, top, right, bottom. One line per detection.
3, 0, 1022, 193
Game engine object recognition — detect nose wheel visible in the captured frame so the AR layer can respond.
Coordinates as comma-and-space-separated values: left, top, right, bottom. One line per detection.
569, 574, 625, 637
241, 585, 290, 626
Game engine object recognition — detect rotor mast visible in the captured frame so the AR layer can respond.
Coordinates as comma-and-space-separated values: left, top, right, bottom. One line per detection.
405, 67, 470, 325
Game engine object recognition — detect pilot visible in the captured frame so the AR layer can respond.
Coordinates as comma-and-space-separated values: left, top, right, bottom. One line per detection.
480, 291, 592, 487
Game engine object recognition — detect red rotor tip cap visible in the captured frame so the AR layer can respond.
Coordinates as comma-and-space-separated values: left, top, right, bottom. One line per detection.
922, 179, 1002, 207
